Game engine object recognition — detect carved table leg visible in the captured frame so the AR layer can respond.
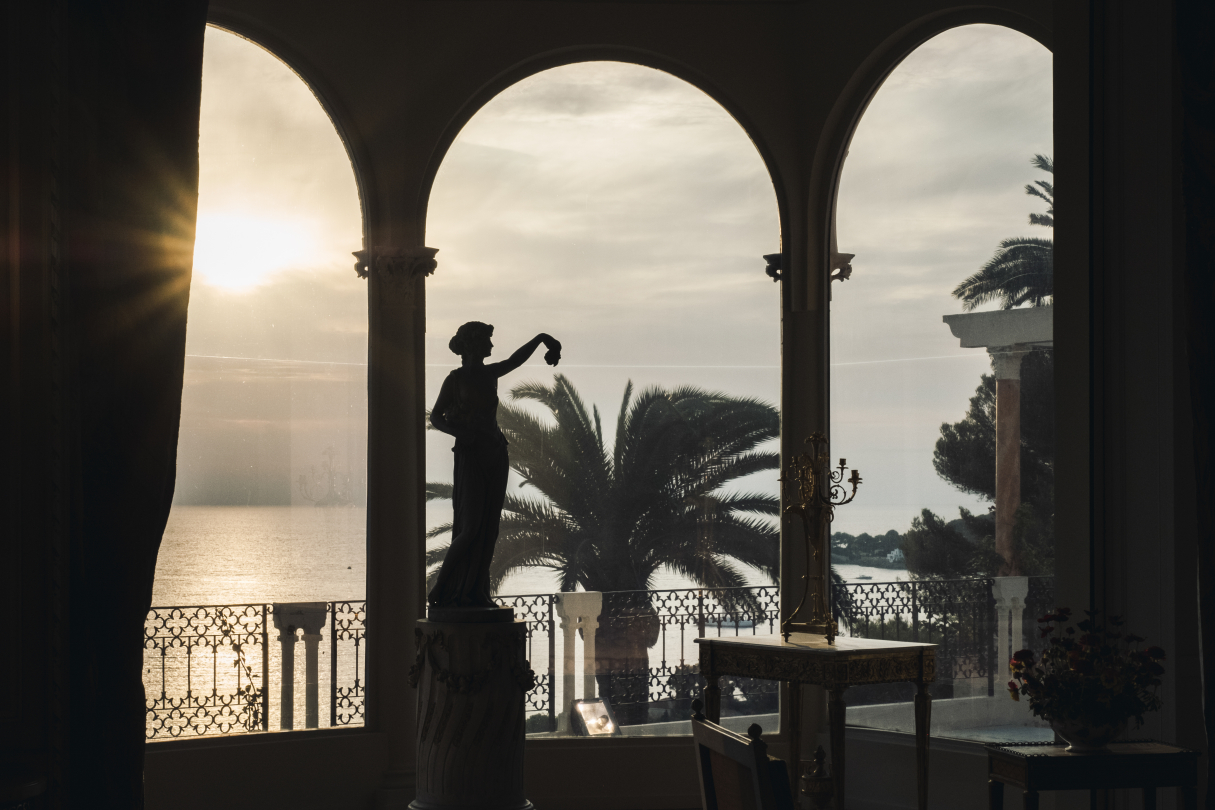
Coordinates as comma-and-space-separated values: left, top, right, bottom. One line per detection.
828, 686, 847, 810
1181, 786, 1197, 810
1143, 786, 1156, 810
704, 674, 721, 723
787, 682, 801, 799
913, 679, 932, 810
988, 780, 1004, 810
1023, 790, 1039, 810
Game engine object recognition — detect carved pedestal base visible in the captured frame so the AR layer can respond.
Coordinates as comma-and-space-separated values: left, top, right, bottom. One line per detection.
409, 619, 534, 810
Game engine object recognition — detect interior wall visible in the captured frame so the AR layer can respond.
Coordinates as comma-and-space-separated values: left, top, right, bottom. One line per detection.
12, 0, 1209, 808
1055, 2, 1206, 808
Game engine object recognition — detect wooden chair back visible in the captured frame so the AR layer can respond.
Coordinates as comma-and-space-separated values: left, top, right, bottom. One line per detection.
691, 701, 794, 810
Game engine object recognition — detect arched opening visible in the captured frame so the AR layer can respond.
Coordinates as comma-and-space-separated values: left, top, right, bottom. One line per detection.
147, 26, 367, 738
829, 24, 1053, 741
425, 61, 782, 736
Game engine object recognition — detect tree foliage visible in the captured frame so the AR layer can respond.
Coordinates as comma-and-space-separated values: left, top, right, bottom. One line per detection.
912, 349, 1056, 578
427, 374, 783, 721
952, 154, 1054, 311
428, 374, 781, 595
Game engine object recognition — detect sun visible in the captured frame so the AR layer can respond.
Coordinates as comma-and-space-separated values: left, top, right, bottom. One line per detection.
192, 212, 318, 291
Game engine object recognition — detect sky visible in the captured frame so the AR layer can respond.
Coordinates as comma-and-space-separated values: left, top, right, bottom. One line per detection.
177, 25, 1052, 550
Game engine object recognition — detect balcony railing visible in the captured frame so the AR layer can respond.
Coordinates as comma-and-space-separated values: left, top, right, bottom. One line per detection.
144, 601, 365, 739
144, 577, 1049, 739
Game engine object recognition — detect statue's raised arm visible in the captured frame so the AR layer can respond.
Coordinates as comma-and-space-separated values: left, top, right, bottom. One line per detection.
427, 321, 561, 617
489, 332, 562, 376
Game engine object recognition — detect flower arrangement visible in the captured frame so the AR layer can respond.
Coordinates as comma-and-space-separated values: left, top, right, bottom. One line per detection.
1008, 607, 1165, 731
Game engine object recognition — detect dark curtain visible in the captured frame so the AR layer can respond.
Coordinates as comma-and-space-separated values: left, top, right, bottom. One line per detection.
63, 1, 207, 807
1177, 1, 1215, 806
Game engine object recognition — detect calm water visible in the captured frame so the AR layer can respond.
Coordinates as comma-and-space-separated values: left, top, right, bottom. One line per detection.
154, 506, 907, 607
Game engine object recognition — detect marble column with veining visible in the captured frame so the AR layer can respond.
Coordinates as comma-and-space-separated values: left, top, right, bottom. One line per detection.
990, 347, 1031, 576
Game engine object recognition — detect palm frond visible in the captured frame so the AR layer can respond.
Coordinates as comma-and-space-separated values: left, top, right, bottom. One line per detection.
953, 236, 1053, 310
426, 522, 453, 540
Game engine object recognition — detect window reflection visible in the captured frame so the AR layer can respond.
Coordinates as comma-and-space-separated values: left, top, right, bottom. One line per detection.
147, 26, 367, 739
830, 24, 1055, 742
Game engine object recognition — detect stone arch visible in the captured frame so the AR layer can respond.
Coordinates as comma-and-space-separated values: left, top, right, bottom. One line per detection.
800, 9, 1053, 313
419, 46, 790, 246
204, 13, 373, 249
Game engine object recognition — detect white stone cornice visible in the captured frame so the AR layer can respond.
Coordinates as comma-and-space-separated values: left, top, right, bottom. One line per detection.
942, 305, 1053, 349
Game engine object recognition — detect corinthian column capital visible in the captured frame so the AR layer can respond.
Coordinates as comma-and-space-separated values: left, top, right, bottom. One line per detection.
352, 245, 439, 286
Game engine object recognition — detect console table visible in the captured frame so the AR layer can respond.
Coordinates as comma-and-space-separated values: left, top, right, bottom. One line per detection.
986, 741, 1199, 809
696, 633, 937, 810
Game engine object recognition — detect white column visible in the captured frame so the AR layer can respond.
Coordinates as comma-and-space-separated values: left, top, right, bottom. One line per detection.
554, 592, 603, 732
582, 612, 599, 700
557, 611, 577, 734
278, 626, 297, 730
992, 577, 1029, 670
303, 631, 322, 728
272, 602, 329, 730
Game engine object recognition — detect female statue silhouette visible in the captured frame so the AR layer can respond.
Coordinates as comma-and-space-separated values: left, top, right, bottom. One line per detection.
428, 322, 561, 615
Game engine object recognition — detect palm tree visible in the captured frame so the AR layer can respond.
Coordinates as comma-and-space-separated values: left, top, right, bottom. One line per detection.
953, 154, 1054, 310
426, 374, 780, 721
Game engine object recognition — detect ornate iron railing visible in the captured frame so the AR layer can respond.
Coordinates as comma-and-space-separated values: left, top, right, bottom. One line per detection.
146, 577, 1048, 738
330, 600, 367, 726
144, 604, 270, 738
144, 600, 365, 739
842, 578, 997, 690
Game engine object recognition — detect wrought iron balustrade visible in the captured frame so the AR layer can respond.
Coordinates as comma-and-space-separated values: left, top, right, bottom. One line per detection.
144, 576, 1049, 738
144, 600, 365, 739
842, 577, 997, 692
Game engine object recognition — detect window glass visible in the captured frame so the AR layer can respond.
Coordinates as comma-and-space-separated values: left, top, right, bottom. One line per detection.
147, 26, 367, 739
831, 25, 1055, 742
426, 62, 781, 737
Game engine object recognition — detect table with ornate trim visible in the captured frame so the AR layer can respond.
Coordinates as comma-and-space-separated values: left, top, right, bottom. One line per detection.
986, 741, 1198, 810
695, 633, 937, 810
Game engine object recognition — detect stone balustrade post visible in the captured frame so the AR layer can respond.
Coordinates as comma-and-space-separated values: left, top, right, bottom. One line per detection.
992, 577, 1029, 671
272, 602, 329, 730
277, 625, 297, 730
554, 592, 603, 733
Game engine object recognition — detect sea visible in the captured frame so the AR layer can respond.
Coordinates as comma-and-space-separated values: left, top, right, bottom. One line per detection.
153, 506, 908, 607
148, 505, 908, 736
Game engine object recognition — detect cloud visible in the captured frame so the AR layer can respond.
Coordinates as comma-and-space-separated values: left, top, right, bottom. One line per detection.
181, 26, 1050, 544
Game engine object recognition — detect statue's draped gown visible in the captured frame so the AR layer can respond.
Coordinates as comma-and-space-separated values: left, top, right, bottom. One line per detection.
428, 366, 510, 609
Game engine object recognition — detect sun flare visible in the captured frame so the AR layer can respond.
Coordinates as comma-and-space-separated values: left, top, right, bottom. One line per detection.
192, 212, 318, 291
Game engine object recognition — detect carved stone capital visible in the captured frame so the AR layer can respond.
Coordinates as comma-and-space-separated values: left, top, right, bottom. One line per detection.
988, 345, 1032, 380
830, 251, 855, 283
352, 245, 439, 286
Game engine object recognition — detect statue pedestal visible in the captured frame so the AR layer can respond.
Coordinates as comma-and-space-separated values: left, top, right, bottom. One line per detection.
409, 618, 534, 810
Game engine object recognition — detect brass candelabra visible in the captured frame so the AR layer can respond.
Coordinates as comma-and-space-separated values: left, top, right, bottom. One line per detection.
781, 433, 861, 643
